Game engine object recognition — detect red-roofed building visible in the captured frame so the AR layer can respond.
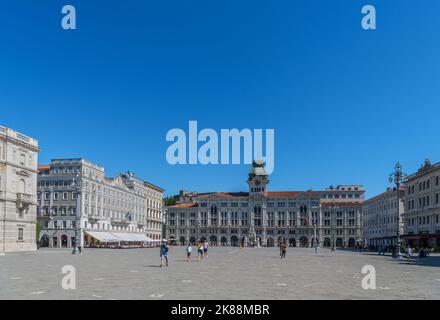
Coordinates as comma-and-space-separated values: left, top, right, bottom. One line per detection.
166, 161, 365, 248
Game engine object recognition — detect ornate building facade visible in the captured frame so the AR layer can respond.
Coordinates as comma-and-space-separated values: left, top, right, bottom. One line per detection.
0, 125, 39, 252
166, 161, 364, 248
37, 159, 164, 248
362, 188, 405, 248
403, 159, 440, 249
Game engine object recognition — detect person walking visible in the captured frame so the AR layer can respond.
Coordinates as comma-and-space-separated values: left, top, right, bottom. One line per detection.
160, 240, 169, 267
280, 242, 287, 259
186, 243, 193, 262
197, 242, 204, 262
203, 240, 209, 258
405, 246, 412, 260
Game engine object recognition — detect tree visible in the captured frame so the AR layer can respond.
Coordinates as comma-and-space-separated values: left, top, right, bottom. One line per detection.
164, 196, 177, 206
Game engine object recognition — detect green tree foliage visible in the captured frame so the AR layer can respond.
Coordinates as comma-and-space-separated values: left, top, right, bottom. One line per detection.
164, 196, 177, 206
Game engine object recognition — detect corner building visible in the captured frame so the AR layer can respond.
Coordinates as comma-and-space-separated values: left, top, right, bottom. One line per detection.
166, 161, 364, 248
0, 126, 39, 252
37, 159, 164, 248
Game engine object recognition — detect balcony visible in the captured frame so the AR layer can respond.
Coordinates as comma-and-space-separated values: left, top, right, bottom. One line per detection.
17, 193, 36, 208
88, 214, 101, 223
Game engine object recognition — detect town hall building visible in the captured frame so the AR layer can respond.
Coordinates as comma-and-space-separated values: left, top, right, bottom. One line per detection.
166, 161, 364, 248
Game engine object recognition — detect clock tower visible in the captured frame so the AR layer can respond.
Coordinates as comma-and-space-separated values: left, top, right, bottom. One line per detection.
248, 160, 269, 195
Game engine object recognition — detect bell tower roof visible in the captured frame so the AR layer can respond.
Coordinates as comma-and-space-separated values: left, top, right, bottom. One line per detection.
248, 160, 268, 181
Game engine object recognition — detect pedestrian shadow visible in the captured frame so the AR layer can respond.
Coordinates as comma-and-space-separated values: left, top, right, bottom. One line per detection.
397, 256, 440, 268
144, 265, 162, 268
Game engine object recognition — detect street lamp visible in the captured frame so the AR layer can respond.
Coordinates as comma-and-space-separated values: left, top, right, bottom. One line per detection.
161, 207, 167, 246
389, 162, 406, 259
71, 171, 83, 255
331, 201, 336, 251
313, 221, 318, 254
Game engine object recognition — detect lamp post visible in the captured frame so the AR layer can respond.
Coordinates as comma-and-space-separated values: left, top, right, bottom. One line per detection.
331, 201, 336, 251
71, 171, 83, 255
313, 222, 318, 253
162, 207, 167, 246
389, 162, 406, 258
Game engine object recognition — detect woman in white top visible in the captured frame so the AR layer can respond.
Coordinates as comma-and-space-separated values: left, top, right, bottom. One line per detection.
186, 244, 193, 262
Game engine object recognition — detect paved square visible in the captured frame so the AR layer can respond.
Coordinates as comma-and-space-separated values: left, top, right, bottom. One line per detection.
0, 247, 439, 300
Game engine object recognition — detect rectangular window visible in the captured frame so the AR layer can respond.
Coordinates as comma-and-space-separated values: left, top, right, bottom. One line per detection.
18, 228, 24, 241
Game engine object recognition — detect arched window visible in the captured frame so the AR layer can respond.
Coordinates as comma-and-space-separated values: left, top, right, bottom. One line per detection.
211, 205, 217, 215
18, 179, 26, 194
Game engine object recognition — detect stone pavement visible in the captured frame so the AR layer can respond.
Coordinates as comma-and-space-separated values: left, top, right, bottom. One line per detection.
0, 247, 439, 300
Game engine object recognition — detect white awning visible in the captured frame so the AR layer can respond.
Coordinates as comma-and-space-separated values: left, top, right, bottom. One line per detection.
111, 232, 138, 242
85, 231, 120, 243
131, 234, 150, 242
86, 231, 159, 243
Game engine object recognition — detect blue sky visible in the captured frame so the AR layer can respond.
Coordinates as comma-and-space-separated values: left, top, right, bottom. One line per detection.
1, 0, 439, 197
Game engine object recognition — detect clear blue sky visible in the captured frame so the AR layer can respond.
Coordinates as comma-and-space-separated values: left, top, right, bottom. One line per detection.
1, 0, 439, 198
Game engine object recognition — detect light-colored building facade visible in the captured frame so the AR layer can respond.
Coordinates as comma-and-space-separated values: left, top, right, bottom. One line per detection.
37, 159, 164, 248
362, 188, 404, 248
403, 159, 440, 249
166, 161, 364, 248
0, 125, 39, 252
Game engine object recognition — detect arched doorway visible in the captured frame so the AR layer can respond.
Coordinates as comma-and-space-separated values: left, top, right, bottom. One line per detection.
210, 235, 218, 246
200, 236, 207, 243
221, 237, 227, 246
289, 238, 296, 247
348, 238, 356, 248
267, 238, 275, 247
299, 236, 308, 247
180, 237, 186, 245
40, 234, 50, 247
52, 237, 58, 247
231, 236, 239, 247
190, 237, 196, 245
336, 238, 343, 248
61, 235, 68, 248
324, 238, 331, 248
169, 236, 177, 245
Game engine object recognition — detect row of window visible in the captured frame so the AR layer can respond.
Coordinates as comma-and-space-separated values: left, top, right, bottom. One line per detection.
407, 176, 440, 195
407, 193, 440, 210
39, 179, 162, 203
363, 200, 398, 215
168, 228, 358, 236
363, 215, 399, 227
406, 214, 440, 227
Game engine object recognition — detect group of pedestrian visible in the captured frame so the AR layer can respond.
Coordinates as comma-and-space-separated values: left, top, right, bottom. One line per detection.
418, 247, 430, 258
160, 239, 211, 267
187, 240, 209, 262
377, 245, 388, 256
